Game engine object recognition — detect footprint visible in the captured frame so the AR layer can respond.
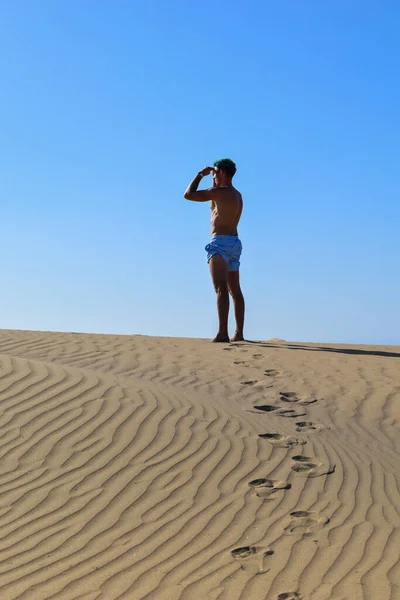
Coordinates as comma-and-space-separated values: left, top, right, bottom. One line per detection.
248, 478, 291, 498
291, 455, 336, 478
259, 433, 307, 448
291, 455, 319, 470
253, 405, 306, 418
265, 369, 280, 377
295, 421, 323, 433
279, 391, 317, 406
284, 511, 330, 535
233, 360, 250, 366
241, 382, 275, 392
252, 354, 263, 359
224, 346, 247, 351
277, 593, 302, 600
279, 391, 298, 401
231, 546, 274, 574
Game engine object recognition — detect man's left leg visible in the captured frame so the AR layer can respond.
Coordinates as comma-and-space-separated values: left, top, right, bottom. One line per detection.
209, 254, 230, 342
228, 270, 245, 342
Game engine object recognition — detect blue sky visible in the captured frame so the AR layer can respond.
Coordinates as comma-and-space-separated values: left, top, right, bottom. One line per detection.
1, 1, 399, 344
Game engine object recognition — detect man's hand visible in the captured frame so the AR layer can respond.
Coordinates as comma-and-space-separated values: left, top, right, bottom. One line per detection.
199, 166, 213, 177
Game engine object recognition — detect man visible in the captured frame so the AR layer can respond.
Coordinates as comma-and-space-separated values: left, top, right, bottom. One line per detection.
184, 158, 245, 343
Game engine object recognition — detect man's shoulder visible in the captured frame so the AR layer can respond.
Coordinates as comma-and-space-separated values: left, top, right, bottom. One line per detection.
214, 186, 241, 198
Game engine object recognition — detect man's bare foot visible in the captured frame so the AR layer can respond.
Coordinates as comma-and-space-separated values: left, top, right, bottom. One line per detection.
212, 333, 230, 343
230, 332, 245, 342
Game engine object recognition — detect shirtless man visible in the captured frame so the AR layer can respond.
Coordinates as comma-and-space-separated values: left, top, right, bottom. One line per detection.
184, 158, 245, 343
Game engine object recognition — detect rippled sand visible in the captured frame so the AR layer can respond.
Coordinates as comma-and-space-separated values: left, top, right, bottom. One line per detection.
0, 330, 399, 600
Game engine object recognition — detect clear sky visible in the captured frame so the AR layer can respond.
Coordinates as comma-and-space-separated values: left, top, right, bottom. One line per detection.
1, 1, 399, 344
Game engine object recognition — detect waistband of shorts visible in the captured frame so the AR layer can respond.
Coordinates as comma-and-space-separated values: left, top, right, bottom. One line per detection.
211, 235, 240, 240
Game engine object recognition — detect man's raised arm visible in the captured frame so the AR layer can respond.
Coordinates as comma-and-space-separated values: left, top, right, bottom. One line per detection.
184, 166, 216, 202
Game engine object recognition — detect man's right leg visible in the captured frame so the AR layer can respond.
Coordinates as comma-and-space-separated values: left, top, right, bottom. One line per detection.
209, 254, 230, 343
228, 270, 245, 342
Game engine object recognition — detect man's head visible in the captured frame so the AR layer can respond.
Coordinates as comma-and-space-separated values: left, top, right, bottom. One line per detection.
212, 158, 236, 186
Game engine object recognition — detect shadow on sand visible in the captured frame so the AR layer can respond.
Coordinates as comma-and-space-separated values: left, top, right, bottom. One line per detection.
231, 340, 400, 359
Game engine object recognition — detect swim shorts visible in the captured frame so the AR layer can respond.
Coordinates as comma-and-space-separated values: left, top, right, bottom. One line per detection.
205, 235, 242, 271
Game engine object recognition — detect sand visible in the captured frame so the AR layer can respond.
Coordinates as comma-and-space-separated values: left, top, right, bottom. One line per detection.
0, 329, 399, 600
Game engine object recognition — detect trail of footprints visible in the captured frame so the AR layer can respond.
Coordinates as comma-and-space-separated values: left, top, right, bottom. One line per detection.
232, 360, 334, 599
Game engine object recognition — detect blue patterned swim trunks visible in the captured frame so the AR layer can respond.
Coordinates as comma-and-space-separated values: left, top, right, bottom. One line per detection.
205, 235, 242, 271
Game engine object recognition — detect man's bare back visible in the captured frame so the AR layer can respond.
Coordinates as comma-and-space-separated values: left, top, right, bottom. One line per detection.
210, 186, 243, 237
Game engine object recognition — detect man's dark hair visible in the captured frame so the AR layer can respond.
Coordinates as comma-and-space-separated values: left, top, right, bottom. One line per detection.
213, 158, 237, 178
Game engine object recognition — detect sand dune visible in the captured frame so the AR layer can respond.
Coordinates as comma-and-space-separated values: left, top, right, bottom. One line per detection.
0, 330, 399, 599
